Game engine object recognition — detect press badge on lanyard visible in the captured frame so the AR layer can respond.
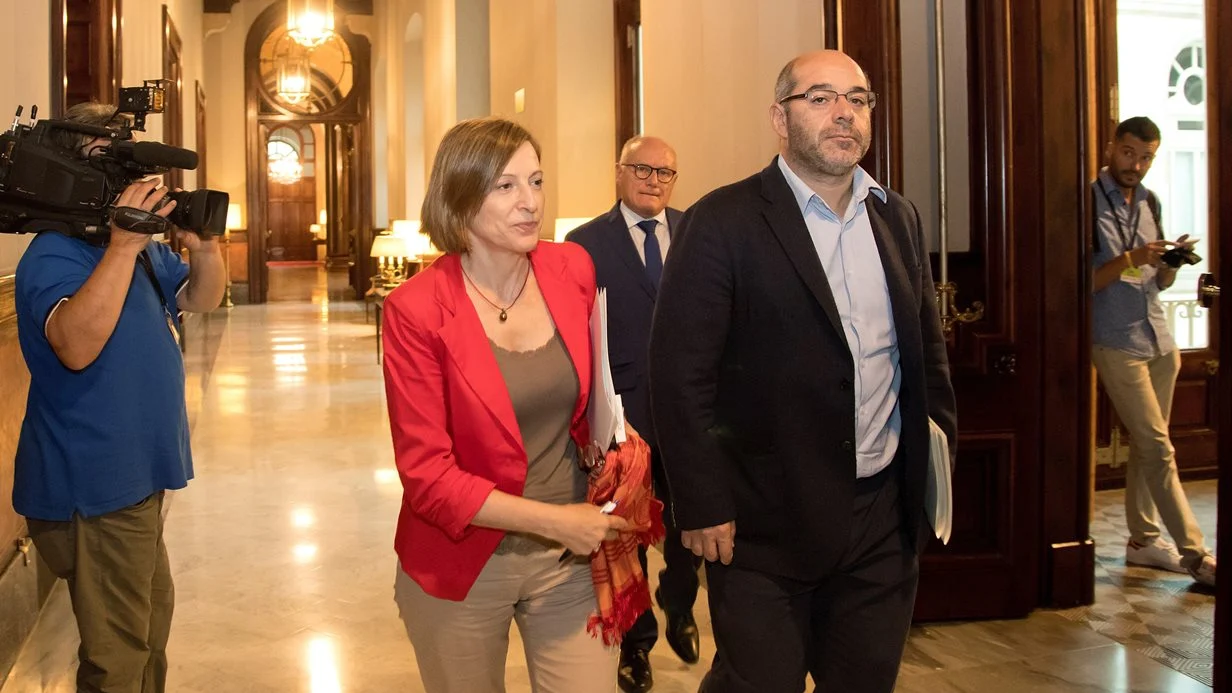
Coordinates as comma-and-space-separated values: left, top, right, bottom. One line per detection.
136, 249, 179, 343
1120, 266, 1144, 286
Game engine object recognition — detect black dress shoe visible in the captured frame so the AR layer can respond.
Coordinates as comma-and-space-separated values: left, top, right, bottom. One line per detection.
656, 586, 700, 665
618, 647, 653, 693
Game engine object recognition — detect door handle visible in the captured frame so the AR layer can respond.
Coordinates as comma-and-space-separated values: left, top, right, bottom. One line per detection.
1198, 273, 1220, 309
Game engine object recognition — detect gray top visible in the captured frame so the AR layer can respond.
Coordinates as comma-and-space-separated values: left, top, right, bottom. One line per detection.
1091, 168, 1174, 357
490, 331, 586, 554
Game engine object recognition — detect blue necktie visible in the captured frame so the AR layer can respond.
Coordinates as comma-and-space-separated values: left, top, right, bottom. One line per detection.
637, 219, 662, 289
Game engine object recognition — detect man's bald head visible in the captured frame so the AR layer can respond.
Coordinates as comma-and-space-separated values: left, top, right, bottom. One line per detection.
774, 50, 871, 102
619, 136, 676, 165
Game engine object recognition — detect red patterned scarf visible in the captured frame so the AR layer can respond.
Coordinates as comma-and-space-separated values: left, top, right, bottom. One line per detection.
585, 434, 665, 645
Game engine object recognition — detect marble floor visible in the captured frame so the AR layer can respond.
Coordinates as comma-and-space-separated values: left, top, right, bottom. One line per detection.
0, 273, 1219, 693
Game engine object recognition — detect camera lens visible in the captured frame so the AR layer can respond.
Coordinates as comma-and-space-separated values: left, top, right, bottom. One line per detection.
166, 189, 229, 236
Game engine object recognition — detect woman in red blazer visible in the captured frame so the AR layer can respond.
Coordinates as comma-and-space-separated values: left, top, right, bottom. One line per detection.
383, 118, 629, 693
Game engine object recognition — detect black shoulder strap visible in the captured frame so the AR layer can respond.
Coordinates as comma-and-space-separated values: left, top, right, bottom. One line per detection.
136, 249, 169, 312
1145, 190, 1163, 239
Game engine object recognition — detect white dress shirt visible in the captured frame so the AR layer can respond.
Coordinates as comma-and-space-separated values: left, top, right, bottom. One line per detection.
619, 202, 671, 266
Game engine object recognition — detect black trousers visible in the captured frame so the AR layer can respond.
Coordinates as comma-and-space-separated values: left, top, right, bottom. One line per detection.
623, 445, 704, 653
699, 464, 919, 693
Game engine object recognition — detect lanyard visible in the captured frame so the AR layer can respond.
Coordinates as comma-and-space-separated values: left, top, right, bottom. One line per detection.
136, 249, 182, 345
1096, 179, 1141, 251
135, 249, 169, 314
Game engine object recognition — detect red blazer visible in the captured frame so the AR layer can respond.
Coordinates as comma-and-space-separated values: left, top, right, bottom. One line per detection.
382, 241, 596, 600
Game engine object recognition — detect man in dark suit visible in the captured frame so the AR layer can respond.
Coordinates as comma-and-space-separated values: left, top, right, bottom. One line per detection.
649, 50, 957, 693
567, 135, 702, 693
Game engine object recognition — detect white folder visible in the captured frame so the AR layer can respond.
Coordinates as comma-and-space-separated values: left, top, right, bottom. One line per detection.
587, 289, 627, 449
925, 417, 952, 544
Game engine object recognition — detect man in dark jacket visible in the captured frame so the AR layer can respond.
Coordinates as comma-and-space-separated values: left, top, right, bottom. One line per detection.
567, 135, 700, 693
649, 50, 957, 693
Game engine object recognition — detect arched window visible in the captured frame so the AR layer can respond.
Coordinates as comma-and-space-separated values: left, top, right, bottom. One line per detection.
1167, 42, 1205, 107
267, 126, 305, 185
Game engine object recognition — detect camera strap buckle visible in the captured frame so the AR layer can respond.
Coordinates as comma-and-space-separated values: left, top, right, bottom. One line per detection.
112, 206, 170, 235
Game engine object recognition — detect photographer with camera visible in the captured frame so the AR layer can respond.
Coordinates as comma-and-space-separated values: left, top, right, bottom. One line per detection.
1090, 116, 1216, 589
11, 101, 225, 693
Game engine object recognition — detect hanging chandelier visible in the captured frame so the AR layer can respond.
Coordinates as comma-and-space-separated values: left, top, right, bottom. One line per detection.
287, 0, 336, 49
268, 152, 304, 185
276, 53, 312, 105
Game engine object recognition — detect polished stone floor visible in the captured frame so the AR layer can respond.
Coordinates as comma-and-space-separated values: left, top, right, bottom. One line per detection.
1061, 479, 1217, 686
0, 268, 1218, 692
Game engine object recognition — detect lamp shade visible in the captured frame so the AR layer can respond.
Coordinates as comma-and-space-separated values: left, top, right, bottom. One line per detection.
554, 218, 591, 243
389, 219, 421, 237
390, 220, 437, 258
226, 203, 243, 231
370, 234, 412, 258
405, 232, 434, 258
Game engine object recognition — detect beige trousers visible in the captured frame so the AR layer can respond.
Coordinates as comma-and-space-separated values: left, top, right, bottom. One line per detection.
1092, 346, 1207, 564
27, 492, 174, 693
394, 550, 617, 693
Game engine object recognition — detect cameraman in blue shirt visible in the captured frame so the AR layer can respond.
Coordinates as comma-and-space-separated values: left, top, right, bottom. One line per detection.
13, 102, 226, 693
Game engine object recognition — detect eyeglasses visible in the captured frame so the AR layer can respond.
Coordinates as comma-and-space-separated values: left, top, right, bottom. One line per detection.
621, 163, 678, 184
578, 443, 607, 478
778, 87, 878, 111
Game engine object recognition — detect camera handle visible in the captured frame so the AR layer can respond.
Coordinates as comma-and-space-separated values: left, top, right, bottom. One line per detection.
112, 206, 171, 235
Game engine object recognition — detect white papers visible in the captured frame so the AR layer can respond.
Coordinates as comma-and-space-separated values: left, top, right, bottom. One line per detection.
588, 290, 627, 449
925, 417, 952, 544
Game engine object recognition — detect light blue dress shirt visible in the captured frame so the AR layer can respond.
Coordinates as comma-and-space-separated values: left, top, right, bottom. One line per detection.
1090, 168, 1174, 358
777, 156, 902, 478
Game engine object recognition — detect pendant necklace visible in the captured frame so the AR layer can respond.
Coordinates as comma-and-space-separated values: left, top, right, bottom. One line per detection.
461, 258, 531, 323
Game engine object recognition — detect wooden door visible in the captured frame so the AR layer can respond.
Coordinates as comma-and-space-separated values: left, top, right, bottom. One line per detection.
266, 175, 317, 262
1207, 2, 1229, 687
831, 0, 1098, 619
55, 0, 121, 112
1091, 0, 1220, 490
912, 0, 1055, 620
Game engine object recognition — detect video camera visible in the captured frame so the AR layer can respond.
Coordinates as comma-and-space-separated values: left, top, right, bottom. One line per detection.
0, 80, 228, 239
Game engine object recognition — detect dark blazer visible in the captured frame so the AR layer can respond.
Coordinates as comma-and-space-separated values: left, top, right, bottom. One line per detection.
565, 202, 683, 448
382, 242, 596, 600
648, 158, 957, 581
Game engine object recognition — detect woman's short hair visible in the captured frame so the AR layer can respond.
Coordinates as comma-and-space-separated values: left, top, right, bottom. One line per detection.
420, 117, 541, 254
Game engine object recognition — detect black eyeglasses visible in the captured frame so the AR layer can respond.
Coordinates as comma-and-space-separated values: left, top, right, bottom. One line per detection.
778, 87, 877, 111
621, 163, 678, 183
